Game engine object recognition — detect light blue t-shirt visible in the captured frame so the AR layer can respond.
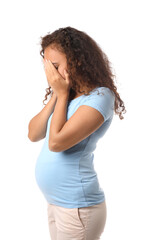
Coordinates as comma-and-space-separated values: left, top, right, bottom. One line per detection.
35, 87, 115, 208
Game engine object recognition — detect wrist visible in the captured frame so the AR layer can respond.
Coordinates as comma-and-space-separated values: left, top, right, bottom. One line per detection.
50, 92, 57, 102
57, 93, 69, 100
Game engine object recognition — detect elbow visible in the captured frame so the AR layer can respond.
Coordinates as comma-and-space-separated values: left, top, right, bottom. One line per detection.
28, 129, 37, 142
28, 123, 36, 142
28, 126, 38, 142
48, 140, 61, 152
48, 142, 57, 152
28, 133, 36, 142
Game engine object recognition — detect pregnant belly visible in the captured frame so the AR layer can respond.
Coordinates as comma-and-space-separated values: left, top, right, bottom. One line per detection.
35, 155, 80, 196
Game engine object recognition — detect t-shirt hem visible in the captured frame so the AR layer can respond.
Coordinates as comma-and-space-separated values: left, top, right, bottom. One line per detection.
46, 197, 106, 209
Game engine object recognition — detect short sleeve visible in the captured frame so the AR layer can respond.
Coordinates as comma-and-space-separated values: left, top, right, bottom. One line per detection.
80, 87, 115, 122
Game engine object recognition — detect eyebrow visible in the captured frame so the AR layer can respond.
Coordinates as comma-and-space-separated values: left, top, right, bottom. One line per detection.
52, 62, 58, 64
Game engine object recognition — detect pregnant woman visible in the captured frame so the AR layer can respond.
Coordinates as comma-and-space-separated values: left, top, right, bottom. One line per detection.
28, 26, 126, 240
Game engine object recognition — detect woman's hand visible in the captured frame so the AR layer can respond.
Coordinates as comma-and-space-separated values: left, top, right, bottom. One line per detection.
43, 59, 71, 98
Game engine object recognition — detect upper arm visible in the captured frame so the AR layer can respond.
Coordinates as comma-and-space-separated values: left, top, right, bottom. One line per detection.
49, 105, 104, 152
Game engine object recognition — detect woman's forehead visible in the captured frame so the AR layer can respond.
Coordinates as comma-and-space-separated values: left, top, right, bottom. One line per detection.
44, 47, 66, 62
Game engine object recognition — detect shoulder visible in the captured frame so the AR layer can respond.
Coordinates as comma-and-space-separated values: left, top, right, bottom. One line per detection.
88, 87, 115, 97
79, 87, 115, 122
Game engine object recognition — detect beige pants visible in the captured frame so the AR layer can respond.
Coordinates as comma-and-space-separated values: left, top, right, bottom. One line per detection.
47, 200, 107, 240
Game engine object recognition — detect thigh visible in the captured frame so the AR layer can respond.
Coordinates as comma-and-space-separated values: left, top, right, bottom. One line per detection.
55, 205, 87, 240
47, 203, 87, 240
85, 201, 107, 240
47, 201, 107, 240
47, 203, 57, 240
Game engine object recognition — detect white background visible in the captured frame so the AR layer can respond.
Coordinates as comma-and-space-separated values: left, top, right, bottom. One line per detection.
0, 0, 144, 239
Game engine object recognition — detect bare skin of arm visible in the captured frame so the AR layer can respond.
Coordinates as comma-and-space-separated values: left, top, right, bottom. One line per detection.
49, 94, 104, 152
28, 92, 57, 142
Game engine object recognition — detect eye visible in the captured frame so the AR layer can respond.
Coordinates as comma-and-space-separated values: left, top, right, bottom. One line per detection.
55, 66, 58, 70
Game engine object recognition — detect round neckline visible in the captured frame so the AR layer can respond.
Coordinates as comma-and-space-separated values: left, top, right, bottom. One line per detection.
70, 94, 85, 101
70, 86, 101, 102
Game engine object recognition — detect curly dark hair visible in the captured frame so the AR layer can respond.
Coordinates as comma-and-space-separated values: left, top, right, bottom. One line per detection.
39, 26, 126, 120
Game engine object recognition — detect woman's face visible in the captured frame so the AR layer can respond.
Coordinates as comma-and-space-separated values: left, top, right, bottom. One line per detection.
43, 45, 68, 80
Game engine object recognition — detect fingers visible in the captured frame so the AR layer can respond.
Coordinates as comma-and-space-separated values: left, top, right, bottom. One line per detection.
63, 69, 70, 83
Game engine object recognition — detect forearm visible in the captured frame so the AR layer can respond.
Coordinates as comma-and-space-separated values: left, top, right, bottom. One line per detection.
28, 94, 57, 141
49, 94, 69, 147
